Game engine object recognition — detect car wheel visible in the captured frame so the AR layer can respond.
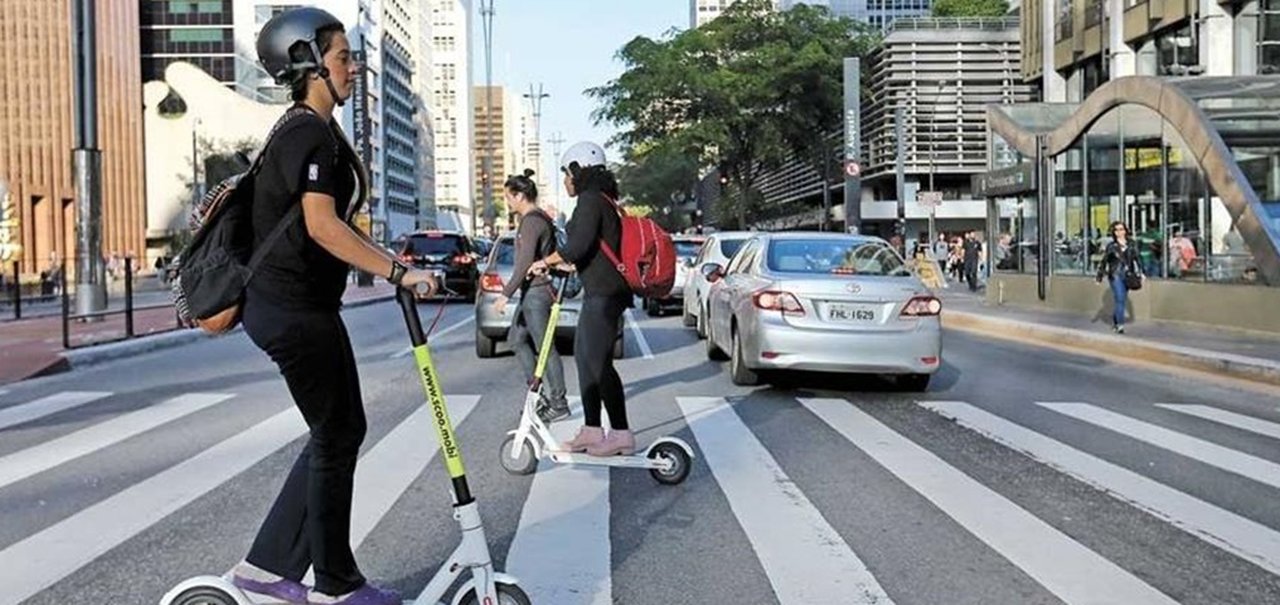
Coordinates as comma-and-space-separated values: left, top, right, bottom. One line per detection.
899, 373, 931, 392
475, 327, 497, 358
730, 327, 759, 386
613, 333, 625, 359
705, 319, 728, 361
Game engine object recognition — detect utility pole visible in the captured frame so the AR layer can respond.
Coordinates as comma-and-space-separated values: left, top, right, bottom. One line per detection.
71, 0, 105, 317
547, 131, 566, 209
523, 83, 549, 168
479, 0, 496, 236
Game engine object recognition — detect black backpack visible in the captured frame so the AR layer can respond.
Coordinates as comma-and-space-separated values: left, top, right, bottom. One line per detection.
170, 107, 321, 334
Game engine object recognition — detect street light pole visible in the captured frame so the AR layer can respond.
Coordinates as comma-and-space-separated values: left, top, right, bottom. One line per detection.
523, 83, 549, 187
479, 0, 496, 236
71, 0, 105, 317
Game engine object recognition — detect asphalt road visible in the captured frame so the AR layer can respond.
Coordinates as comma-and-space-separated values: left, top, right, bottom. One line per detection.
1, 297, 1278, 604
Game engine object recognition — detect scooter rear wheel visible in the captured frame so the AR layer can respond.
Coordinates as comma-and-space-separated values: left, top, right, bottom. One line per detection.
498, 434, 538, 475
648, 442, 692, 485
168, 587, 239, 605
458, 582, 532, 605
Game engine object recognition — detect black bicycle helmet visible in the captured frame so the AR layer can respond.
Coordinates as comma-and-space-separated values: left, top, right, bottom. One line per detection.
256, 7, 343, 85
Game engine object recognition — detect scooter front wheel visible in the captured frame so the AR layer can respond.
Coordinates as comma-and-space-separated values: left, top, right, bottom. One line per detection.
458, 582, 532, 605
648, 441, 692, 485
498, 434, 538, 475
167, 586, 239, 605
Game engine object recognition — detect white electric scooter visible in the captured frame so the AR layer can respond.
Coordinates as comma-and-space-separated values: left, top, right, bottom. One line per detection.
497, 275, 694, 485
161, 284, 529, 605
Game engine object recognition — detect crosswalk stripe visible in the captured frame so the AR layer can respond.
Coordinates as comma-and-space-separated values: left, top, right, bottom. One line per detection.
0, 406, 306, 604
1155, 404, 1280, 441
0, 391, 112, 432
507, 398, 611, 605
676, 396, 892, 604
923, 401, 1280, 577
1039, 402, 1280, 490
0, 393, 234, 489
803, 398, 1178, 605
350, 395, 481, 549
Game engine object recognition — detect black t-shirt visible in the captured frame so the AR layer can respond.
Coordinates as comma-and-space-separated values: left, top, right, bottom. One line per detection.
247, 110, 357, 311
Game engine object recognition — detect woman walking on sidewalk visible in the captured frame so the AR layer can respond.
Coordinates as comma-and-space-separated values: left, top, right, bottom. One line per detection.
1096, 220, 1144, 334
231, 9, 436, 605
529, 141, 635, 457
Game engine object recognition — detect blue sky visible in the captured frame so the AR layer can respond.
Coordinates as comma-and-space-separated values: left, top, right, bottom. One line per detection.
474, 0, 688, 173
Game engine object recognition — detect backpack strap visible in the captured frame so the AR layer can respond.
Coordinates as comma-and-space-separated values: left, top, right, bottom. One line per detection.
242, 107, 325, 277
595, 195, 626, 271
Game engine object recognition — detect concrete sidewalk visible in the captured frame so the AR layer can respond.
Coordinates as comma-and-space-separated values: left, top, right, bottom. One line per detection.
940, 289, 1280, 388
0, 282, 398, 386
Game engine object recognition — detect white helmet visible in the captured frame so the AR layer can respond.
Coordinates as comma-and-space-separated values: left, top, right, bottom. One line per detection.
559, 141, 606, 174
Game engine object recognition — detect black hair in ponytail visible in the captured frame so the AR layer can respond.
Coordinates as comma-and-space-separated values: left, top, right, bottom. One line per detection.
504, 169, 538, 201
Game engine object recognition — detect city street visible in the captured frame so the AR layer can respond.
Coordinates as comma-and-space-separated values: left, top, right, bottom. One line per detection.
1, 298, 1278, 604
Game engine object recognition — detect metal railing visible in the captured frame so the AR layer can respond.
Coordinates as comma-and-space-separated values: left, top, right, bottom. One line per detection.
48, 257, 184, 350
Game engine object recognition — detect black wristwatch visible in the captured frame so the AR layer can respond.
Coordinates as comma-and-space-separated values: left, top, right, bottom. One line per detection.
388, 260, 408, 285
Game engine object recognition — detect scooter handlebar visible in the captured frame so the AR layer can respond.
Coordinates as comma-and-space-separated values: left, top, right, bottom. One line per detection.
396, 285, 428, 347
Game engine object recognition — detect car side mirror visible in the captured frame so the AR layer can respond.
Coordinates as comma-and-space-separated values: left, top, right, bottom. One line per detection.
702, 263, 724, 283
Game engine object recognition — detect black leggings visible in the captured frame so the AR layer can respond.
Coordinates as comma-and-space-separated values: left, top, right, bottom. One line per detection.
241, 297, 367, 596
575, 295, 629, 431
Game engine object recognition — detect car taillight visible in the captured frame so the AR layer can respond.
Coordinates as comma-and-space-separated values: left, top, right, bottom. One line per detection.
399, 254, 414, 264
753, 290, 805, 317
453, 254, 474, 265
480, 272, 504, 293
900, 296, 942, 317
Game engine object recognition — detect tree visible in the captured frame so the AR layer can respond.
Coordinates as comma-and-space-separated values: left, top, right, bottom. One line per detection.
931, 0, 1010, 17
615, 142, 701, 232
590, 0, 878, 229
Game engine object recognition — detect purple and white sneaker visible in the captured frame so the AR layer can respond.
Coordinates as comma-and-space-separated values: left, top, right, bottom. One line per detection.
230, 572, 309, 604
307, 583, 402, 605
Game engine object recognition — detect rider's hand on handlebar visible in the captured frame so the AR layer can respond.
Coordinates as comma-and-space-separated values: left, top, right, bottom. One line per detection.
401, 269, 439, 296
527, 259, 549, 277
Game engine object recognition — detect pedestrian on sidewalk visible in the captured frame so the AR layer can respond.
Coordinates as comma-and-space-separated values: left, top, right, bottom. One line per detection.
494, 169, 571, 424
963, 231, 982, 291
1095, 220, 1144, 334
528, 141, 635, 458
229, 9, 436, 605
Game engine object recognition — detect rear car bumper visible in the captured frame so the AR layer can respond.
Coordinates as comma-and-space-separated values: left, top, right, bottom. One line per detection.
744, 315, 942, 375
475, 291, 580, 340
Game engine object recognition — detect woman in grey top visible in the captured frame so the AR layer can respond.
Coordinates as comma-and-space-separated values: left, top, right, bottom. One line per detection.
494, 170, 571, 422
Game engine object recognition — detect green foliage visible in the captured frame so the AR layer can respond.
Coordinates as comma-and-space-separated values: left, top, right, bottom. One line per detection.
931, 0, 1010, 17
589, 0, 879, 229
615, 142, 699, 232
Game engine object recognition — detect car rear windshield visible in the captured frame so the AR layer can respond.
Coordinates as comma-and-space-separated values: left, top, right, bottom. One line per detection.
675, 240, 703, 259
766, 239, 910, 276
492, 238, 515, 265
719, 238, 747, 259
405, 234, 465, 255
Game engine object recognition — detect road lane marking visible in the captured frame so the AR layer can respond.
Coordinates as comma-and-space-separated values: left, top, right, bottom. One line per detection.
923, 400, 1280, 577
1038, 403, 1280, 490
1155, 404, 1280, 441
302, 395, 482, 585
0, 406, 306, 604
676, 397, 892, 604
0, 392, 113, 432
390, 316, 475, 359
507, 398, 612, 605
624, 310, 654, 360
803, 398, 1177, 604
0, 393, 234, 489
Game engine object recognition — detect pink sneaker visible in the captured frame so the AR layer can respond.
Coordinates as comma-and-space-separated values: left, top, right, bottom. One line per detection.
561, 426, 604, 452
586, 430, 635, 457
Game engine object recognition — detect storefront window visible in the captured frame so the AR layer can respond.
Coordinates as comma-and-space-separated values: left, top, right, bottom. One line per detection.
1121, 105, 1166, 278
1087, 110, 1121, 274
1207, 196, 1259, 283
1052, 143, 1086, 275
1163, 126, 1207, 281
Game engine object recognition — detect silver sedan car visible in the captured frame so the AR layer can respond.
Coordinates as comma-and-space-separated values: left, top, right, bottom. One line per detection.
703, 232, 942, 390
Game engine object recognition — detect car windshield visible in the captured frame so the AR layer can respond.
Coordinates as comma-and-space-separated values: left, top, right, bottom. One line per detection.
719, 238, 747, 259
675, 240, 703, 259
766, 239, 910, 276
405, 234, 464, 255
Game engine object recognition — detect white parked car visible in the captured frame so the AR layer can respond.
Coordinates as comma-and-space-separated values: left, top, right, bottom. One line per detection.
682, 231, 754, 337
702, 232, 942, 390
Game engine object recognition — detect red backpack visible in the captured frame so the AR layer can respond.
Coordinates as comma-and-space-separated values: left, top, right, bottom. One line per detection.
598, 195, 676, 298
